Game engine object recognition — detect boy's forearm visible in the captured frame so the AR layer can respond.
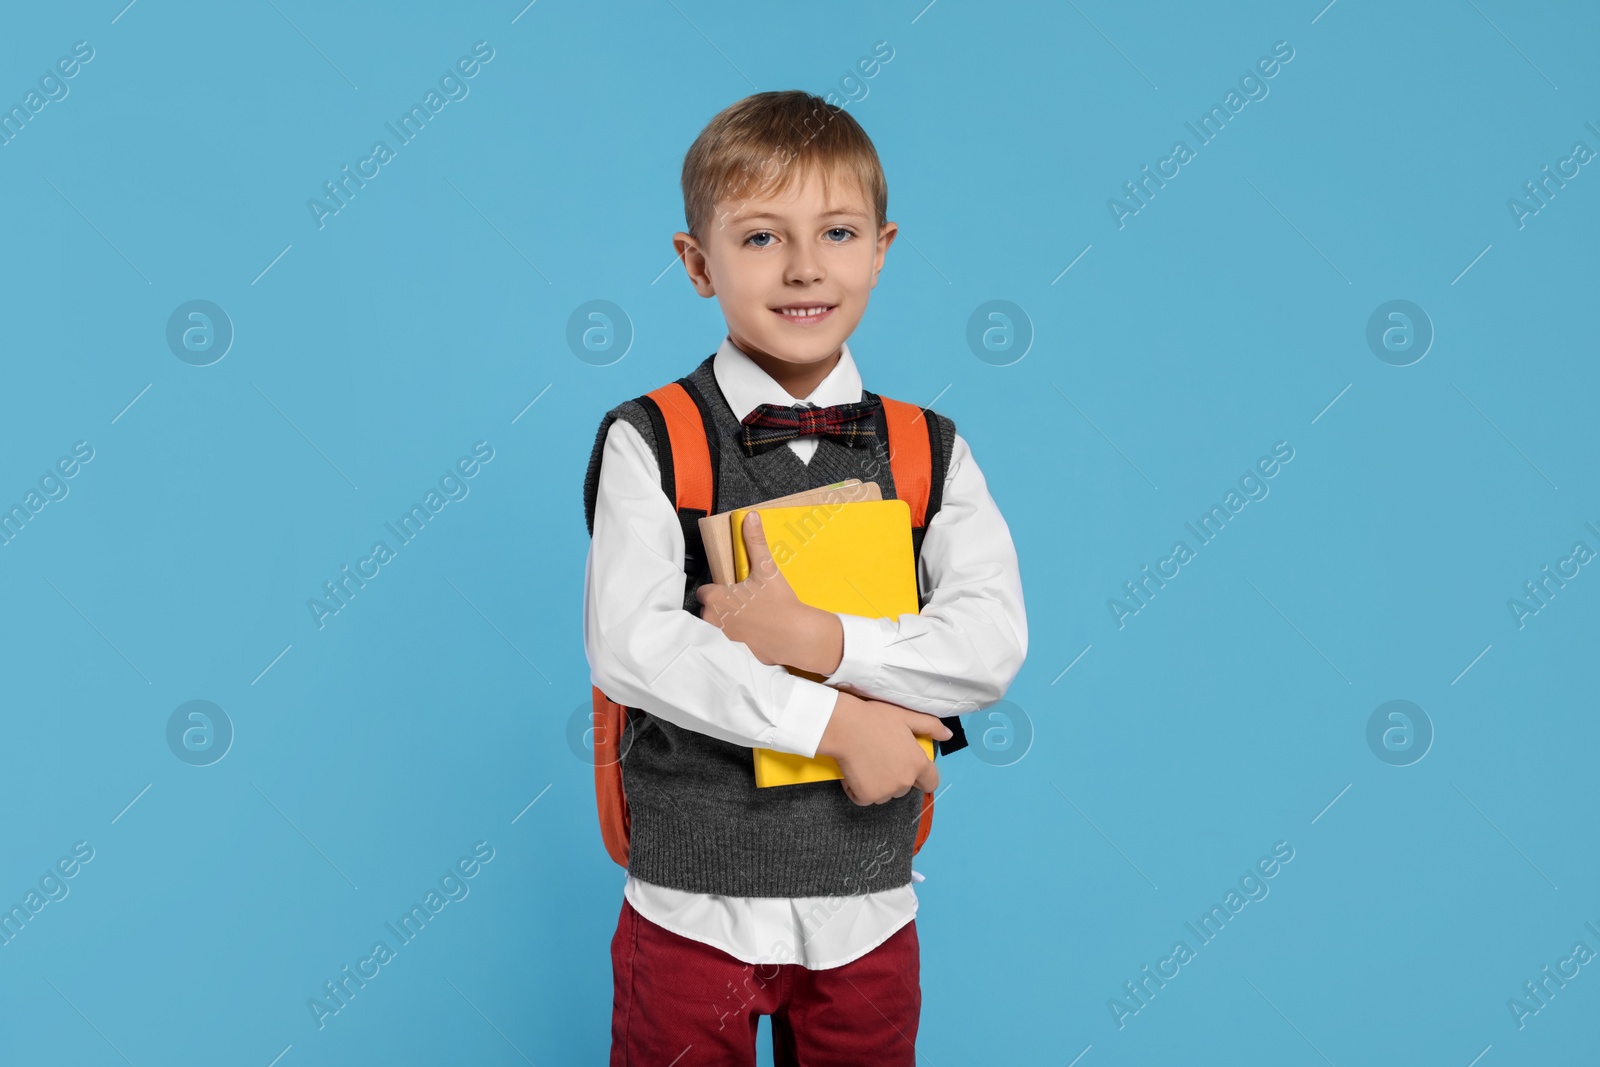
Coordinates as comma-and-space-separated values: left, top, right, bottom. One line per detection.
813, 688, 856, 760
816, 430, 1029, 714
747, 605, 1022, 714
589, 419, 843, 758
820, 606, 1027, 716
783, 605, 844, 677
591, 615, 841, 756
765, 601, 1024, 716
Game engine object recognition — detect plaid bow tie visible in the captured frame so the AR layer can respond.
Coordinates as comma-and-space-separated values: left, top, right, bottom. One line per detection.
737, 397, 881, 457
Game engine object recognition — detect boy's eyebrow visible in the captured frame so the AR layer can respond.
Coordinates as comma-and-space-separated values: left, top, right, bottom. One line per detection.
727, 207, 871, 224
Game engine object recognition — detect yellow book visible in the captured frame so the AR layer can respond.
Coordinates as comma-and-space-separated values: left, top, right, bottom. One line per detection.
729, 498, 936, 787
698, 479, 880, 586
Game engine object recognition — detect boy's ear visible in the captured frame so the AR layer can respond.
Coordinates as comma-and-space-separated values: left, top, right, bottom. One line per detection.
672, 232, 716, 297
871, 221, 898, 288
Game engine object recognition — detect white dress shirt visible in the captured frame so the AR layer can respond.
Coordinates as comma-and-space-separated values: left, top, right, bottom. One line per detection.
584, 336, 1028, 970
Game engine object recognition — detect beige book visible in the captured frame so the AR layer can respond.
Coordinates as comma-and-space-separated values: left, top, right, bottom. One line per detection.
697, 479, 882, 585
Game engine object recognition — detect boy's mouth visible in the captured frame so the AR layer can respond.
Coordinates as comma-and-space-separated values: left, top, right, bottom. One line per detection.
771, 303, 836, 326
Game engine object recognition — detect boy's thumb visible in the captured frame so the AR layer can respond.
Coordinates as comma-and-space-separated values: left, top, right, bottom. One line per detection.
743, 511, 774, 568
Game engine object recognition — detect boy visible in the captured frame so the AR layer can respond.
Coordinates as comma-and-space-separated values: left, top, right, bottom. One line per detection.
582, 90, 1027, 1064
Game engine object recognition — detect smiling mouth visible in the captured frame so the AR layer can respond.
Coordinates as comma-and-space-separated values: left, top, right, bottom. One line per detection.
772, 304, 836, 324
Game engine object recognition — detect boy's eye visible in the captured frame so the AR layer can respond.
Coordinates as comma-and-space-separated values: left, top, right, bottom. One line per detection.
743, 228, 857, 248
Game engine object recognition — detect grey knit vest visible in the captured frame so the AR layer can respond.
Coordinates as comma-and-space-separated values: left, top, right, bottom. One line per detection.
582, 352, 957, 897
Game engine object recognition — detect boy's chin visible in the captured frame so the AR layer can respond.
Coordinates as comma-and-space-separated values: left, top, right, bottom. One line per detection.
748, 319, 859, 357
746, 339, 844, 366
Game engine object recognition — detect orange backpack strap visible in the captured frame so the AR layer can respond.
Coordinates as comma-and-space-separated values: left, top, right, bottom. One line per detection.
636, 378, 720, 597
878, 394, 968, 758
878, 394, 953, 565
913, 781, 936, 856
879, 396, 933, 525
878, 393, 968, 856
639, 380, 716, 515
591, 375, 720, 870
590, 685, 632, 868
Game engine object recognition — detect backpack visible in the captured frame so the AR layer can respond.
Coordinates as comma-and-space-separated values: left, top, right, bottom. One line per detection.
587, 371, 969, 870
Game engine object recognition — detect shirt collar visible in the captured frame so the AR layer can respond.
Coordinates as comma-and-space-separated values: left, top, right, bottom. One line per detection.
712, 335, 864, 423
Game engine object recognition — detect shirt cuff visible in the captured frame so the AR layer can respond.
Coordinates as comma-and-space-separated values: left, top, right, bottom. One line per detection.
821, 612, 890, 692
762, 678, 841, 759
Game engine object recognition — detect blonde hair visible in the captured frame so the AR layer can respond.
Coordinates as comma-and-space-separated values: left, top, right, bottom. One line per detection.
680, 90, 888, 241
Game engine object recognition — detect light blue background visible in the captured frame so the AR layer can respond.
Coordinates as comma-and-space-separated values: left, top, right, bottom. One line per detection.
2, 1, 1596, 1063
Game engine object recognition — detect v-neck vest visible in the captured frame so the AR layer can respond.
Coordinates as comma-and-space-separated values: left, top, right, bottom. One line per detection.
582, 353, 957, 896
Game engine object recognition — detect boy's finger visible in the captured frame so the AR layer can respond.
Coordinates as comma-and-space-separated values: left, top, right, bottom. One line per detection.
742, 512, 781, 580
696, 589, 727, 625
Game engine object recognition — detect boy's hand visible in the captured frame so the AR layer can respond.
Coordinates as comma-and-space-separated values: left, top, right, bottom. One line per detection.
818, 691, 951, 806
696, 512, 843, 676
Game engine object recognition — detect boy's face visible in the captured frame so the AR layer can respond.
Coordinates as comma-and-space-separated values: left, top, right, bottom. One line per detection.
674, 165, 896, 394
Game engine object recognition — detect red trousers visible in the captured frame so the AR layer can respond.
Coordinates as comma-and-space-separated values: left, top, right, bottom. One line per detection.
609, 896, 922, 1065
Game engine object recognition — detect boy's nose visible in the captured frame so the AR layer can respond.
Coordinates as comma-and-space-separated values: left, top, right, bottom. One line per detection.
784, 251, 824, 284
